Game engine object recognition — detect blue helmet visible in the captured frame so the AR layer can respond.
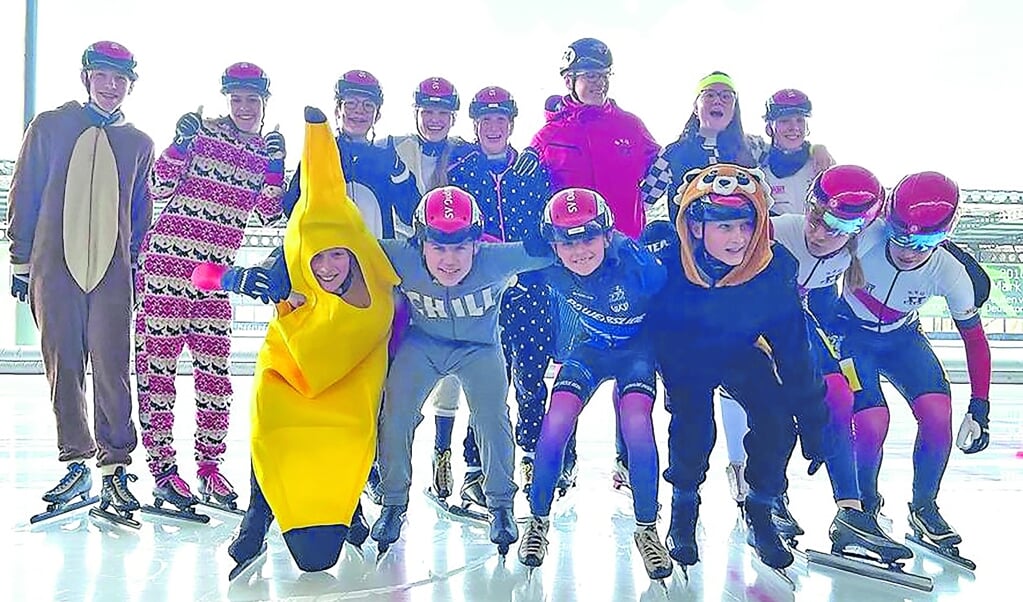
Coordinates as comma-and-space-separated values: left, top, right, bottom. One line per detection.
560, 38, 613, 76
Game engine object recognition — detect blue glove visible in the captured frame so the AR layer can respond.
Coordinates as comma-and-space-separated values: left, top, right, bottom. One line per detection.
264, 130, 286, 173
173, 109, 203, 151
10, 268, 29, 303
512, 147, 540, 177
220, 266, 276, 304
639, 220, 677, 262
956, 397, 990, 454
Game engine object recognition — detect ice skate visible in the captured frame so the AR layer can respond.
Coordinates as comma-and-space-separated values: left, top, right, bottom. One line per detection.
490, 507, 519, 557
520, 456, 534, 497
423, 448, 453, 510
228, 503, 272, 581
449, 469, 490, 524
371, 504, 407, 555
518, 515, 550, 572
363, 464, 382, 505
346, 501, 370, 551
141, 466, 210, 524
745, 497, 795, 588
906, 502, 975, 571
30, 461, 99, 524
611, 457, 632, 495
725, 462, 748, 511
772, 493, 804, 545
197, 462, 243, 515
88, 466, 142, 529
634, 523, 674, 584
556, 455, 578, 498
666, 494, 700, 582
806, 507, 931, 592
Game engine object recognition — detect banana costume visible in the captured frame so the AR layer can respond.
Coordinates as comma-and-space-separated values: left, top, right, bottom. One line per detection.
251, 107, 398, 567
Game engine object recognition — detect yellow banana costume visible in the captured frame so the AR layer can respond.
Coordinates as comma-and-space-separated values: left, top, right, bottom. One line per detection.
251, 107, 398, 568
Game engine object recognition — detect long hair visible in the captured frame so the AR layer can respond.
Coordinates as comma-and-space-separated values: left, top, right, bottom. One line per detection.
680, 102, 756, 167
841, 234, 866, 292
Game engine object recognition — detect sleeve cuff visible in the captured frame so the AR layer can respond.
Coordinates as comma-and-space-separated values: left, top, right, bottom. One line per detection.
11, 263, 30, 276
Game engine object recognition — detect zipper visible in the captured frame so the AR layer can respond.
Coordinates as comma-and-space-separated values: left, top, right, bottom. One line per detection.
877, 271, 901, 334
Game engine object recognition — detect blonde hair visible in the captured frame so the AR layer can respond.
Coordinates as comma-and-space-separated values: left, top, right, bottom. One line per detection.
842, 234, 866, 292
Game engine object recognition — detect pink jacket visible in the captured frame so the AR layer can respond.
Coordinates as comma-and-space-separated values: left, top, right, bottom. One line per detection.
531, 95, 659, 239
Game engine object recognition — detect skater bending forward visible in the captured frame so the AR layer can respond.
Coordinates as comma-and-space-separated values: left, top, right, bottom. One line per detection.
211, 107, 399, 574
516, 188, 673, 582
370, 185, 554, 556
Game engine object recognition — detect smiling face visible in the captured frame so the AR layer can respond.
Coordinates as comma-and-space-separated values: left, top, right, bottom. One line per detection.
565, 70, 610, 106
803, 213, 851, 257
336, 93, 379, 139
690, 218, 753, 266
83, 68, 131, 113
310, 247, 353, 293
696, 84, 736, 133
422, 240, 478, 286
770, 115, 808, 151
553, 233, 610, 276
418, 108, 455, 142
476, 114, 512, 155
228, 91, 265, 133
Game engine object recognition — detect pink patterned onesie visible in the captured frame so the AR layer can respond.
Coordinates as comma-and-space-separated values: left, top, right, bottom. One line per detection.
135, 116, 283, 478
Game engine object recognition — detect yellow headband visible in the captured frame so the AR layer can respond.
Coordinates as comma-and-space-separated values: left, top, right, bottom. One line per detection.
696, 72, 736, 94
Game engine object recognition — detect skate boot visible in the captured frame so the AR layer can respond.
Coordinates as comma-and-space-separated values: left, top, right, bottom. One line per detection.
371, 504, 407, 554
634, 523, 674, 582
346, 501, 370, 550
364, 464, 382, 505
907, 501, 975, 570
745, 497, 795, 571
197, 462, 242, 515
490, 506, 519, 556
228, 490, 273, 580
142, 465, 210, 524
864, 494, 894, 534
31, 461, 99, 523
431, 447, 453, 500
666, 493, 700, 572
451, 470, 490, 523
89, 466, 142, 529
725, 462, 749, 509
772, 493, 805, 544
612, 457, 632, 494
520, 456, 534, 497
556, 455, 578, 498
517, 515, 550, 569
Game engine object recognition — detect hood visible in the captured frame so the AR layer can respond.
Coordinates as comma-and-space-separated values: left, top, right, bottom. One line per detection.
672, 163, 773, 287
269, 106, 400, 397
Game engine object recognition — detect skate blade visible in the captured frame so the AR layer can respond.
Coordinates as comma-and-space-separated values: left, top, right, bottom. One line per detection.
228, 542, 267, 581
30, 495, 100, 524
197, 499, 245, 517
141, 504, 211, 524
905, 533, 976, 571
88, 506, 141, 529
807, 549, 933, 592
447, 504, 491, 526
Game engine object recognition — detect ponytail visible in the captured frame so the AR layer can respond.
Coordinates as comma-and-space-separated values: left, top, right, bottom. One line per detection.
842, 235, 865, 292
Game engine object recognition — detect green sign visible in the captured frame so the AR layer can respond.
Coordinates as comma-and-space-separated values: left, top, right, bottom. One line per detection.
918, 263, 1021, 318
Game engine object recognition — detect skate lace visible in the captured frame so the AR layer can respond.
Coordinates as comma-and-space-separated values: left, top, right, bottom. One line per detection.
521, 460, 534, 485
635, 527, 672, 571
914, 503, 950, 531
57, 463, 86, 490
113, 471, 139, 498
201, 469, 235, 496
157, 472, 194, 498
434, 449, 453, 493
521, 518, 549, 557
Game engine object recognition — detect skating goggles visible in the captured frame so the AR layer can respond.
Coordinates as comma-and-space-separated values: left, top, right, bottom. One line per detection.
807, 208, 866, 237
887, 226, 947, 251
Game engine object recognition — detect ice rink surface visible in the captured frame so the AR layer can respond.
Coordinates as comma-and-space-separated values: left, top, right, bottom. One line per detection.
2, 374, 1020, 601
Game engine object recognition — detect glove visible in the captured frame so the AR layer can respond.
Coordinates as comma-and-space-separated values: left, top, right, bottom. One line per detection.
264, 129, 286, 173
956, 397, 990, 454
512, 147, 540, 177
639, 220, 677, 262
10, 266, 29, 303
796, 421, 827, 475
173, 107, 203, 151
220, 266, 276, 304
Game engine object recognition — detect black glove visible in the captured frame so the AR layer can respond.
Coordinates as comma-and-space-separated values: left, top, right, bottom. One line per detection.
10, 267, 29, 303
512, 147, 540, 177
956, 397, 990, 454
173, 108, 203, 151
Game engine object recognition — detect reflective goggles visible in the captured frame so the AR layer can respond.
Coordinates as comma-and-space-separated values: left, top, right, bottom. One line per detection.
807, 206, 866, 237
887, 226, 947, 251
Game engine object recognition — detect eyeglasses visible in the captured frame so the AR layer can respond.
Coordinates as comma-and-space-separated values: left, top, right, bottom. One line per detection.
887, 227, 947, 251
699, 89, 736, 103
340, 97, 379, 113
570, 71, 612, 83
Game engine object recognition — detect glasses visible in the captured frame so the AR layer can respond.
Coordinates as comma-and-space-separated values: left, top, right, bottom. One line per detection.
699, 89, 736, 103
570, 71, 612, 83
887, 227, 947, 251
340, 97, 379, 113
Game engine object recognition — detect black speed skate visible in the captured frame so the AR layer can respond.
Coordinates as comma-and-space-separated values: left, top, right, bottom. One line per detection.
490, 507, 518, 556
197, 463, 243, 516
141, 466, 210, 524
906, 502, 976, 570
449, 470, 490, 524
346, 502, 370, 551
666, 494, 700, 582
371, 504, 407, 555
807, 508, 931, 592
772, 494, 804, 545
89, 466, 142, 529
745, 497, 795, 587
31, 461, 99, 524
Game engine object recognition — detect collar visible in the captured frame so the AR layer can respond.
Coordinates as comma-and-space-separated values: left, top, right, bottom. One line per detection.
83, 102, 124, 128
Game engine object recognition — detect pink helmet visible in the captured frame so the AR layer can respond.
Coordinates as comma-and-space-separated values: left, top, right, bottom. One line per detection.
764, 88, 812, 121
541, 188, 615, 242
414, 77, 460, 111
413, 186, 484, 243
221, 62, 271, 97
81, 41, 138, 81
885, 171, 960, 250
335, 70, 383, 106
469, 86, 518, 120
806, 165, 884, 235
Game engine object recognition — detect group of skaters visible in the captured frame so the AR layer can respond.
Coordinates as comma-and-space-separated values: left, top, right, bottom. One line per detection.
8, 36, 993, 589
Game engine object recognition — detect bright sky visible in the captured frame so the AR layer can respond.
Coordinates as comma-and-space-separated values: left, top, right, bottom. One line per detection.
1, 0, 1019, 190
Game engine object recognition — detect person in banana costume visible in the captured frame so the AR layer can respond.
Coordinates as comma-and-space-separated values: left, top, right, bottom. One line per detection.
198, 106, 399, 576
